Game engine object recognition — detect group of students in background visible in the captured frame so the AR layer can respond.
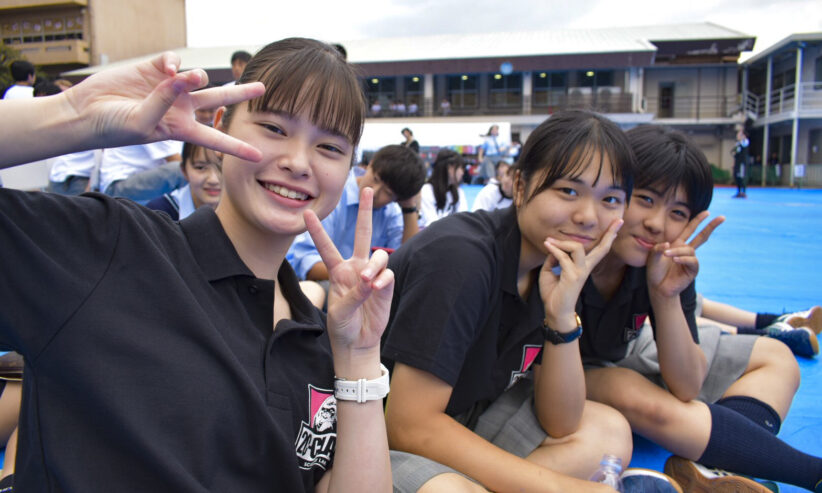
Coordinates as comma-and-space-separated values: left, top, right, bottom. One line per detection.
0, 38, 821, 493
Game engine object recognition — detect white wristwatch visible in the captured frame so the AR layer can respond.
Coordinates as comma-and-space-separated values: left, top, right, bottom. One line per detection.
334, 364, 390, 403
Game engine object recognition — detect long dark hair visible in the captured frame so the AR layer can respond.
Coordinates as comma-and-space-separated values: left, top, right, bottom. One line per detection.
429, 149, 463, 212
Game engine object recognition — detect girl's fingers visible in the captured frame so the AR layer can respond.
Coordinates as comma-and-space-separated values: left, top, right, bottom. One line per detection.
689, 216, 724, 250
361, 248, 389, 282
352, 187, 375, 260
678, 210, 710, 243
305, 210, 344, 271
187, 124, 262, 162
153, 51, 182, 77
371, 268, 395, 292
587, 219, 624, 267
544, 239, 578, 273
190, 82, 265, 112
663, 246, 695, 258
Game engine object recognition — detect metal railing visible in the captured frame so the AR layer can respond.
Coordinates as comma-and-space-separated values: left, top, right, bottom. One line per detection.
644, 95, 738, 120
745, 82, 822, 118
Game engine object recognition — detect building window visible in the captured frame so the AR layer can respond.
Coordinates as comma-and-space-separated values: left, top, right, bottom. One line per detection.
446, 74, 479, 109
814, 56, 822, 90
1, 14, 83, 45
578, 69, 614, 89
403, 75, 423, 109
489, 72, 522, 108
363, 77, 396, 112
533, 71, 567, 107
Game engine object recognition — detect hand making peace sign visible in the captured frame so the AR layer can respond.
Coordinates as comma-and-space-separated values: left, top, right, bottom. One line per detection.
647, 211, 725, 298
303, 187, 395, 357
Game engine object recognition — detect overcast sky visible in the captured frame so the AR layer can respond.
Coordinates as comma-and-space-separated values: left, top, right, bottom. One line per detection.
185, 0, 822, 61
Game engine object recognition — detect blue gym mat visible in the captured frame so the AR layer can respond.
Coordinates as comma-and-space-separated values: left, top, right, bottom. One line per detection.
2, 187, 820, 491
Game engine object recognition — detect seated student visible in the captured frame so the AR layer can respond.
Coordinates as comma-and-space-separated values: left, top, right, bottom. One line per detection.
581, 125, 822, 492
382, 111, 683, 492
0, 38, 393, 492
146, 142, 222, 220
288, 144, 425, 281
471, 160, 514, 212
99, 140, 185, 203
696, 295, 820, 358
417, 149, 468, 228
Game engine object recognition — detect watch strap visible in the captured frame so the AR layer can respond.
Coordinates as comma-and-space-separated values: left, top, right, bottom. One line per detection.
543, 313, 583, 345
334, 363, 390, 403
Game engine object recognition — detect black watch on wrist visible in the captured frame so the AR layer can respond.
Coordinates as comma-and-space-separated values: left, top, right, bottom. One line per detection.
542, 313, 583, 345
401, 206, 418, 214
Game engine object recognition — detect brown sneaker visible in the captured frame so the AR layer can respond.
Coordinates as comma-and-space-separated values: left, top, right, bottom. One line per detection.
778, 306, 822, 335
664, 456, 773, 493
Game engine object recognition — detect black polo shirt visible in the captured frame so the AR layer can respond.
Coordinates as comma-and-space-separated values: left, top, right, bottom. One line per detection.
382, 208, 546, 420
577, 265, 699, 362
0, 189, 338, 492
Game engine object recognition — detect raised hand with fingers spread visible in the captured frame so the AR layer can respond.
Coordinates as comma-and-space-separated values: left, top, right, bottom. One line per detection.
1, 52, 265, 168
647, 211, 725, 298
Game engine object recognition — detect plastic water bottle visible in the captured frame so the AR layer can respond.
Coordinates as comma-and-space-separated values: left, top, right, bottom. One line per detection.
589, 454, 623, 491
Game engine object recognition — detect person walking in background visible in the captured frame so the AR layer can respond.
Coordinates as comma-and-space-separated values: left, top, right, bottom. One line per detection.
474, 124, 508, 184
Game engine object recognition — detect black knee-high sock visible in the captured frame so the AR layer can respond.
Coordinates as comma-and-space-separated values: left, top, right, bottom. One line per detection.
755, 313, 779, 329
699, 403, 822, 490
716, 395, 781, 434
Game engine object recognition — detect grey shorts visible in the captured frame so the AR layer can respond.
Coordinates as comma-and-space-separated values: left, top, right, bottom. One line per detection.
391, 378, 546, 492
585, 321, 756, 403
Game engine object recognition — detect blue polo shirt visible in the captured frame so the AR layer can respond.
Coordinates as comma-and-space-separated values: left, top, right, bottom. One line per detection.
288, 169, 404, 279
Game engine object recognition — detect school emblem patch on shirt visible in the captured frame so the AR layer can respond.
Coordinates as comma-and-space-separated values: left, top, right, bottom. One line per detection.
508, 344, 542, 389
295, 385, 337, 471
623, 313, 648, 343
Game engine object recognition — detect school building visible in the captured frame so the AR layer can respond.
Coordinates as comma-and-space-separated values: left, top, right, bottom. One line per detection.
4, 20, 822, 188
741, 32, 822, 187
0, 0, 185, 73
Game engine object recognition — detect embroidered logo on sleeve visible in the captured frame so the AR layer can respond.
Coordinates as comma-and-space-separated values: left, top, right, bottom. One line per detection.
295, 385, 337, 471
507, 344, 542, 389
623, 313, 648, 343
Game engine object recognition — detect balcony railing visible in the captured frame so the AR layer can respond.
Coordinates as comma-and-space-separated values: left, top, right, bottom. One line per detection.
644, 95, 738, 120
13, 39, 89, 66
745, 82, 822, 118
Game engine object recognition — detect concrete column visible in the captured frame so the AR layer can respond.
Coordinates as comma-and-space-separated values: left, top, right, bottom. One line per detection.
522, 71, 532, 115
789, 45, 803, 186
424, 73, 434, 117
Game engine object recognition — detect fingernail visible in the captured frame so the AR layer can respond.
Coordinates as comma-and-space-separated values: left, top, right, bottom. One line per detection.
361, 268, 373, 279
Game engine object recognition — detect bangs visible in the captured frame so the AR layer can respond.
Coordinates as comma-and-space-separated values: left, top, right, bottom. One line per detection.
247, 56, 365, 148
522, 112, 634, 203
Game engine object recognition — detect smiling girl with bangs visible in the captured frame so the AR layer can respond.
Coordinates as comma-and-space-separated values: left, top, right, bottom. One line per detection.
0, 38, 393, 492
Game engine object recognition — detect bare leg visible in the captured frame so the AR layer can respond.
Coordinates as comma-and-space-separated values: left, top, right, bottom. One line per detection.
586, 367, 712, 460
697, 316, 738, 335
701, 298, 757, 329
722, 337, 799, 419
1, 427, 16, 480
418, 473, 488, 493
527, 400, 633, 479
0, 382, 20, 444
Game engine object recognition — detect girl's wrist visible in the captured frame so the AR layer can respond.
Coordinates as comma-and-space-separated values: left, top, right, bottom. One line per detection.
331, 345, 382, 380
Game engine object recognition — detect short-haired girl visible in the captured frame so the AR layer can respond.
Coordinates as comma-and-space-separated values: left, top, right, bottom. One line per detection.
581, 125, 822, 492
